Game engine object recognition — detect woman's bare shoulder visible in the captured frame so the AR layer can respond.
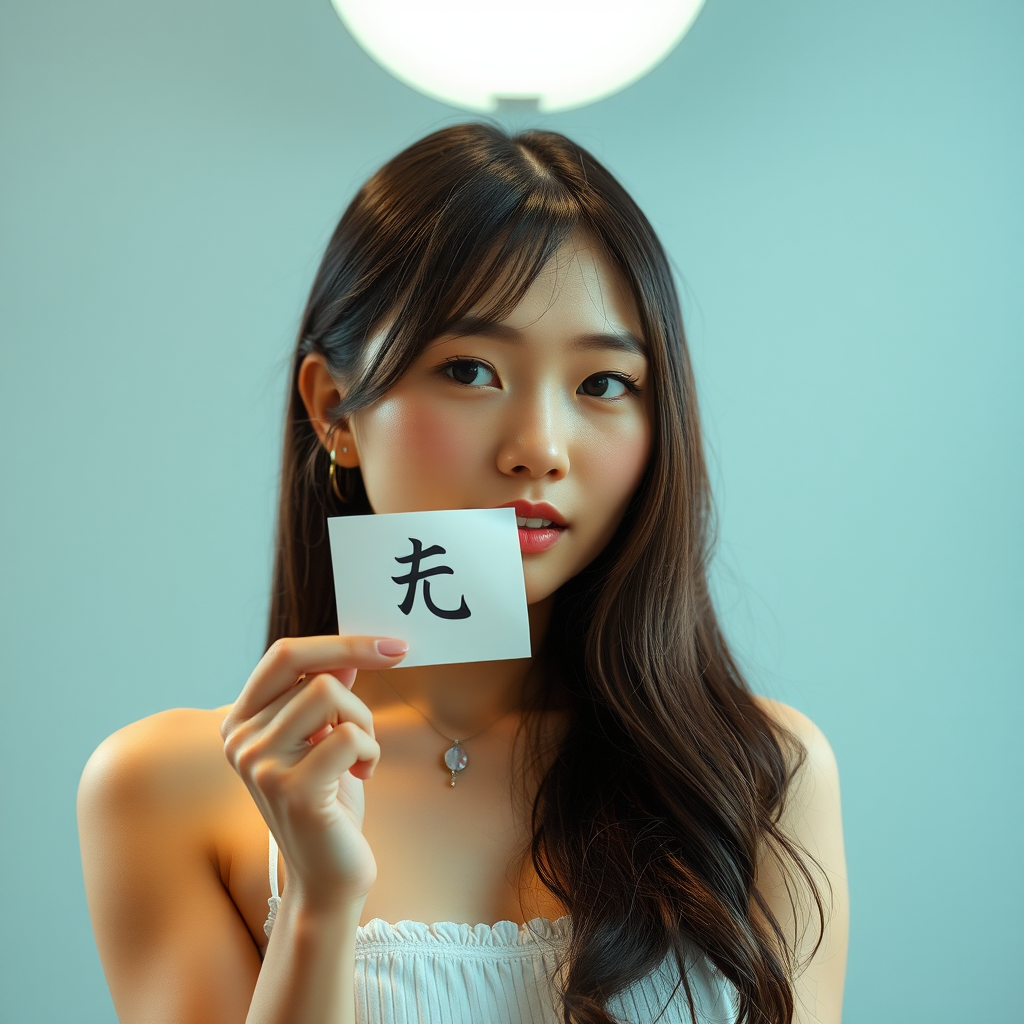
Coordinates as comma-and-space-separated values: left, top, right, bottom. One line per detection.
750, 696, 848, 1023
78, 706, 265, 1022
751, 695, 839, 777
79, 704, 239, 815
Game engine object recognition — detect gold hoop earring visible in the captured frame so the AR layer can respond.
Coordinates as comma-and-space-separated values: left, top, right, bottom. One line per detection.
328, 447, 348, 503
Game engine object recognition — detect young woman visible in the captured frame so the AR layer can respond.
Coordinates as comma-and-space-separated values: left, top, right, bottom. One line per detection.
78, 123, 847, 1024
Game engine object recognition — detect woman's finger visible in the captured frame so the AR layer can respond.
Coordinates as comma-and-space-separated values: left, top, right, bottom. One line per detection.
288, 720, 382, 795
263, 673, 376, 757
224, 635, 407, 733
234, 669, 370, 748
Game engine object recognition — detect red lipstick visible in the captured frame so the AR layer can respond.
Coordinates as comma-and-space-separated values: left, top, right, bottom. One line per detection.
494, 500, 567, 554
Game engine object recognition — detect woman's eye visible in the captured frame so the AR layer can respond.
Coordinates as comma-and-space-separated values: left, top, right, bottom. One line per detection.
443, 359, 496, 387
577, 373, 638, 399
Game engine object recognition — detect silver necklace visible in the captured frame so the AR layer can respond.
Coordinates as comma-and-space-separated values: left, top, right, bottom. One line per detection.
374, 671, 515, 787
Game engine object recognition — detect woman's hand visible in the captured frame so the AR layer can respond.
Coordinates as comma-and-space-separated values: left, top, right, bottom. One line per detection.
220, 635, 408, 910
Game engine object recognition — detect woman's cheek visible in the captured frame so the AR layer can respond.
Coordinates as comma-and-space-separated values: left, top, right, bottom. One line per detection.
577, 421, 651, 541
398, 398, 482, 469
361, 397, 483, 510
588, 412, 650, 480
614, 428, 652, 498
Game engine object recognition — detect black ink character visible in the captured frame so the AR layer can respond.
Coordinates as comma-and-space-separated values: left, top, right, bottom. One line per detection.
391, 537, 471, 619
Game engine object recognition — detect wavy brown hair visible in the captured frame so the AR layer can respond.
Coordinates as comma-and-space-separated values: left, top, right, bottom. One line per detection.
266, 122, 825, 1024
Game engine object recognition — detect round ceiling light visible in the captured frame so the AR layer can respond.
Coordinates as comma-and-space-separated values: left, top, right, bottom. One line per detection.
330, 0, 706, 113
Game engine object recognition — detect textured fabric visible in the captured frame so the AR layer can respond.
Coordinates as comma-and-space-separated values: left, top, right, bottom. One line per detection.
264, 831, 737, 1024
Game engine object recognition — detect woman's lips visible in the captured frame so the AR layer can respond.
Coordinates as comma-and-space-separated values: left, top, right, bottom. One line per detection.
516, 523, 565, 554
491, 500, 568, 553
495, 500, 567, 528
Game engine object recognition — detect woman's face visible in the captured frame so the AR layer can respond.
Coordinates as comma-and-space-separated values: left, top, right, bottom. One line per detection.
348, 234, 652, 604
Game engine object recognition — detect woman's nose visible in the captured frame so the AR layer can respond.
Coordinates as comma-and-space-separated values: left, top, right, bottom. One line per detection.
496, 390, 570, 481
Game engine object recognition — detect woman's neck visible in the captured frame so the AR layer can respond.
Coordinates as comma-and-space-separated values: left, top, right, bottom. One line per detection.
354, 596, 555, 736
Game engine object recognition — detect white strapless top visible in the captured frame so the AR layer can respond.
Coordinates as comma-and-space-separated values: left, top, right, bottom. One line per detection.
263, 832, 738, 1024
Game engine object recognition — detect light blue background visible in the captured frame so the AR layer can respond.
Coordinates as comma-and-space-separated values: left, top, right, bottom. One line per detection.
1, 1, 1021, 1021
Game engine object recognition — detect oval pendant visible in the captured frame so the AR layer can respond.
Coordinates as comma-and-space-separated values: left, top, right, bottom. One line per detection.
444, 743, 468, 786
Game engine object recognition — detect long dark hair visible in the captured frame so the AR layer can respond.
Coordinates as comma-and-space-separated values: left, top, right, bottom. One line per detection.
267, 122, 824, 1024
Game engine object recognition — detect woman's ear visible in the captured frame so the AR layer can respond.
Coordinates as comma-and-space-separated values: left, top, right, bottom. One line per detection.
296, 353, 359, 467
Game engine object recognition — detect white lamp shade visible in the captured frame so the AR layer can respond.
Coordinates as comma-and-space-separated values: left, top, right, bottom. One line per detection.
331, 0, 706, 113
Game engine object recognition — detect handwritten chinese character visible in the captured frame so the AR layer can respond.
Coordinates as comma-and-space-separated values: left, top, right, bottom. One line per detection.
391, 537, 471, 619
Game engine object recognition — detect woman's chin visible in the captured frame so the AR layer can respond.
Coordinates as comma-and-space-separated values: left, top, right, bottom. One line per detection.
523, 571, 568, 609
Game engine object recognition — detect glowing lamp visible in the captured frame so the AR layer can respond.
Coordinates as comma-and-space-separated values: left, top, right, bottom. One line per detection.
330, 0, 706, 113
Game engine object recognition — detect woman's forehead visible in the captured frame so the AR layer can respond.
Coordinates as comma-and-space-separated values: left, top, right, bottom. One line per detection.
358, 231, 645, 376
470, 233, 643, 341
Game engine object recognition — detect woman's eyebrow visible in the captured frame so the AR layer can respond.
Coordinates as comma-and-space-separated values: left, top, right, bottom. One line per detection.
443, 315, 647, 358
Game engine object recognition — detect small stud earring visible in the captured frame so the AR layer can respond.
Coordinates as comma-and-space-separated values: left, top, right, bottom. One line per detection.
342, 447, 348, 453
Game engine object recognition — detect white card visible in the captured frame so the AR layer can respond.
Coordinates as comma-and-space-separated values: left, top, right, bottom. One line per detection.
327, 508, 531, 668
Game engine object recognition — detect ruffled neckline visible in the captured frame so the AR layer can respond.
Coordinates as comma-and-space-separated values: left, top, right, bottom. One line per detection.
355, 915, 571, 948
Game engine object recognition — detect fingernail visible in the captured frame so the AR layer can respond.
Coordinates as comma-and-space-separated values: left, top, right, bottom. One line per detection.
376, 639, 408, 657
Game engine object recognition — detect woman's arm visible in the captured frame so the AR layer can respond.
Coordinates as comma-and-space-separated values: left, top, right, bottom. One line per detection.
78, 711, 265, 1022
77, 709, 363, 1024
753, 699, 849, 1024
79, 635, 403, 1023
